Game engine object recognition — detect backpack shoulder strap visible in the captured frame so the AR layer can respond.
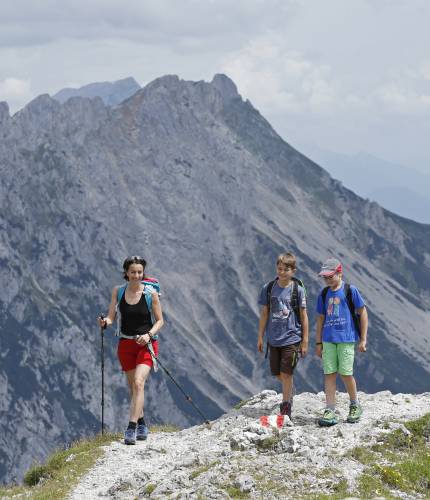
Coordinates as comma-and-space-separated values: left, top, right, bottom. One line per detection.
344, 283, 354, 315
115, 284, 127, 337
264, 279, 277, 359
117, 284, 127, 304
266, 279, 277, 311
321, 286, 330, 314
344, 283, 361, 335
290, 278, 300, 320
291, 276, 306, 294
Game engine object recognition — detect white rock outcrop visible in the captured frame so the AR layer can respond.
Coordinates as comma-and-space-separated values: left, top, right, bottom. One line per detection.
70, 390, 430, 499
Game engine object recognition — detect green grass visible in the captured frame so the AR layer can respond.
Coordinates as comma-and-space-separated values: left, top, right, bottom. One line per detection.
189, 460, 220, 480
144, 483, 156, 495
222, 484, 250, 498
0, 432, 120, 499
149, 424, 180, 433
234, 398, 252, 410
0, 425, 180, 499
348, 445, 377, 464
255, 434, 281, 451
354, 412, 430, 497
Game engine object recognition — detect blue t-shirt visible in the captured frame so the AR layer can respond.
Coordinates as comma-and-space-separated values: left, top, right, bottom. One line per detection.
316, 282, 365, 343
258, 281, 306, 347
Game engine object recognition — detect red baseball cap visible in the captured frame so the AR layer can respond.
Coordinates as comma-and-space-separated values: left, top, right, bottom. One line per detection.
318, 258, 342, 277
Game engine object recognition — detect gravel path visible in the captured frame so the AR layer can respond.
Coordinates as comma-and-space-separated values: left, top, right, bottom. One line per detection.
70, 390, 430, 499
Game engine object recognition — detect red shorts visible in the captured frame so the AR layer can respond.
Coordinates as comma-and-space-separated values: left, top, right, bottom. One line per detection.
117, 339, 159, 372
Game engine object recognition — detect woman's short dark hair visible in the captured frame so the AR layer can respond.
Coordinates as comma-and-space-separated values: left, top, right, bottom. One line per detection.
123, 256, 147, 281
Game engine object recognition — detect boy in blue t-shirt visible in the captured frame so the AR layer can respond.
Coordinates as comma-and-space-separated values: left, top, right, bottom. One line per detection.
315, 258, 368, 426
258, 252, 309, 420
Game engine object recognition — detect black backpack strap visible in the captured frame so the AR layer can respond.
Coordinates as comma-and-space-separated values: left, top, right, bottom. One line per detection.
344, 283, 361, 336
266, 279, 276, 312
321, 286, 330, 314
264, 280, 276, 359
290, 278, 301, 326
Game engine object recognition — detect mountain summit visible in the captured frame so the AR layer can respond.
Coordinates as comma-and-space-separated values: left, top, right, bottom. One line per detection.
0, 74, 429, 484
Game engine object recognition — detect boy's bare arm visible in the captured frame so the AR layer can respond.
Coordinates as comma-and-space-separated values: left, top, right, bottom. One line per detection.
257, 306, 269, 353
357, 306, 368, 352
300, 308, 309, 356
315, 314, 324, 358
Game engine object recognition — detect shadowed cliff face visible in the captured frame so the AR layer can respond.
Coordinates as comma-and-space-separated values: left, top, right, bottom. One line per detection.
0, 73, 429, 483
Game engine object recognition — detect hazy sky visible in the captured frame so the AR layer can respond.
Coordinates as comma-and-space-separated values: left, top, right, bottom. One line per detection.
1, 0, 429, 172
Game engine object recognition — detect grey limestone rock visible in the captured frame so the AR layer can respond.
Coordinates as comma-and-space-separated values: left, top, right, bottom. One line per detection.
1, 73, 430, 484
69, 390, 430, 499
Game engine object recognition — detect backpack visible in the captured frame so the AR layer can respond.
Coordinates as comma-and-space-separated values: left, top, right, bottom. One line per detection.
321, 283, 361, 336
116, 278, 160, 337
264, 276, 306, 357
266, 277, 306, 325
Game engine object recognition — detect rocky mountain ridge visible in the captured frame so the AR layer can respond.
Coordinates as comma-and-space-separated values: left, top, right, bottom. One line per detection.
70, 390, 430, 499
52, 76, 140, 106
0, 73, 429, 484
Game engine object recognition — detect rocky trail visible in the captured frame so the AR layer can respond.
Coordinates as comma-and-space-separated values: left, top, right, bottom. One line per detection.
70, 390, 430, 499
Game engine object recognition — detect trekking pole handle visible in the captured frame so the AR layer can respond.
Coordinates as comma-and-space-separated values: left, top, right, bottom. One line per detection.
99, 314, 107, 330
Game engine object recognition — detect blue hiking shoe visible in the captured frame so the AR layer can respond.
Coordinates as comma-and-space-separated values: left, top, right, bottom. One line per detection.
124, 427, 136, 445
136, 423, 149, 441
318, 408, 339, 427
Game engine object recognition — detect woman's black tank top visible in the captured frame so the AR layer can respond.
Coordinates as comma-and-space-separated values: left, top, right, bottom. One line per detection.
119, 291, 153, 336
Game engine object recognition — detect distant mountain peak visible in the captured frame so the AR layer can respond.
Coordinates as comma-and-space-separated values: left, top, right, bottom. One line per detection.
53, 77, 141, 106
211, 73, 239, 102
23, 93, 59, 115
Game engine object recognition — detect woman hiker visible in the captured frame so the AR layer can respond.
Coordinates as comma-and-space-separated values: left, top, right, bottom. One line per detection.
98, 256, 164, 444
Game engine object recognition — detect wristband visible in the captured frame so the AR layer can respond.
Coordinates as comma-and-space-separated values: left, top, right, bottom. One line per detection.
316, 342, 323, 345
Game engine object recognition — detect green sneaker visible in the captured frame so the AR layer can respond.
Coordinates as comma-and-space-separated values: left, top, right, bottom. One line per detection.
347, 404, 363, 423
318, 408, 339, 427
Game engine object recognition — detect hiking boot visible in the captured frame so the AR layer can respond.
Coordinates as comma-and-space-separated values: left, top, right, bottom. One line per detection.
136, 423, 149, 441
279, 401, 292, 419
318, 408, 339, 427
347, 404, 363, 424
124, 428, 136, 445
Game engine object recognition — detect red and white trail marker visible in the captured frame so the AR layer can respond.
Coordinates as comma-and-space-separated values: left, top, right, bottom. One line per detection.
259, 414, 290, 429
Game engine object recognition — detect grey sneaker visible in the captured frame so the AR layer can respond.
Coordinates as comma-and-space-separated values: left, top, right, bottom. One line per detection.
136, 423, 149, 441
124, 427, 136, 445
318, 408, 339, 427
347, 404, 363, 423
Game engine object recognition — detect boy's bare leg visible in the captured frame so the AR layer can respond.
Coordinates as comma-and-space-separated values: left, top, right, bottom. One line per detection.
340, 374, 358, 402
278, 372, 294, 401
324, 372, 337, 407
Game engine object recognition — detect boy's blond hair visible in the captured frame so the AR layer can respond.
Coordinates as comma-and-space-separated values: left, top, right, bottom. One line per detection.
276, 252, 296, 270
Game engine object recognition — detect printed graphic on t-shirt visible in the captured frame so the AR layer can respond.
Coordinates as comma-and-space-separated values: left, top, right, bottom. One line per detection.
271, 296, 290, 321
327, 297, 340, 317
326, 296, 348, 330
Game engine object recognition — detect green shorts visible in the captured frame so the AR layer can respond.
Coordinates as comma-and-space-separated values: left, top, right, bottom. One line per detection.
322, 342, 355, 375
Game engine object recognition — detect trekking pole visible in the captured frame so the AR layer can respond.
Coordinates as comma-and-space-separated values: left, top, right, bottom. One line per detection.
99, 315, 107, 435
147, 344, 210, 425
